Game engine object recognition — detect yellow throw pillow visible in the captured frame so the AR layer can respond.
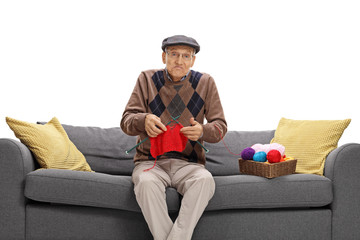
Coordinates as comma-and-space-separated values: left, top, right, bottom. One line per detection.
6, 117, 92, 172
271, 117, 351, 175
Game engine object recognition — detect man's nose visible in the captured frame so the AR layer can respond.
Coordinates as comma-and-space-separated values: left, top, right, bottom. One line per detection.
175, 54, 184, 64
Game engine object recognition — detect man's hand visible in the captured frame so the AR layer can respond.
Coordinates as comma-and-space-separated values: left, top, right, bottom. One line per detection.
145, 114, 167, 138
180, 117, 203, 141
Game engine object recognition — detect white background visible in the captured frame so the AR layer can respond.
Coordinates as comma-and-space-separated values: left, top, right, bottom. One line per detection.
1, 0, 359, 146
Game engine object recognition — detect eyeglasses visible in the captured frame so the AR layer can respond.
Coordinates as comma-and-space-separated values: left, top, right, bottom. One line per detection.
166, 51, 194, 61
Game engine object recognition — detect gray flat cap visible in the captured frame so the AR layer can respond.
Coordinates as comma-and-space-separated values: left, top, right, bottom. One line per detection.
162, 35, 200, 54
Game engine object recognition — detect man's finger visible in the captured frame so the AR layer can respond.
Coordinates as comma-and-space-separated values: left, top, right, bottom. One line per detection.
154, 119, 167, 132
190, 117, 196, 126
156, 123, 167, 132
180, 126, 192, 133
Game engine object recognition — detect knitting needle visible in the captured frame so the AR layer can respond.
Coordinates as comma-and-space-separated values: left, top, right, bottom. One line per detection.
197, 141, 209, 153
125, 115, 181, 154
125, 115, 210, 154
125, 137, 148, 155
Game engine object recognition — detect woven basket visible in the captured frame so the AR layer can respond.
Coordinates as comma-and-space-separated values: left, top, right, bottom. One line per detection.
238, 159, 297, 178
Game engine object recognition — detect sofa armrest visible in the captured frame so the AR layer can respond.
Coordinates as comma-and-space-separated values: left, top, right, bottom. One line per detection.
0, 138, 36, 240
324, 143, 360, 240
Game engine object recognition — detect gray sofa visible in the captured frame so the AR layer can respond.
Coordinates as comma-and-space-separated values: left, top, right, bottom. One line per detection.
1, 123, 360, 240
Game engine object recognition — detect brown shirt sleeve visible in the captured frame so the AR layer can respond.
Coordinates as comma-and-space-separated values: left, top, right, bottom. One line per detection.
120, 72, 149, 136
201, 75, 227, 143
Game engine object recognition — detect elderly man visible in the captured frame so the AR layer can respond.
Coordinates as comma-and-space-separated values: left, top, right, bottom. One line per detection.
121, 35, 227, 240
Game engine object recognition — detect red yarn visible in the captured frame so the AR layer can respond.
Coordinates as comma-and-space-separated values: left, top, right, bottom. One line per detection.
143, 156, 157, 172
267, 150, 281, 163
144, 122, 188, 172
150, 123, 188, 158
214, 124, 241, 156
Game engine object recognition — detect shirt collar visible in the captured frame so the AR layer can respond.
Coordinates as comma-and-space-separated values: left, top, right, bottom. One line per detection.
165, 68, 190, 82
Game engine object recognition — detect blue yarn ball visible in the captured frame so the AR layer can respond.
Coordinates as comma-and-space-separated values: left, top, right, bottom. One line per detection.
241, 147, 255, 160
253, 151, 267, 162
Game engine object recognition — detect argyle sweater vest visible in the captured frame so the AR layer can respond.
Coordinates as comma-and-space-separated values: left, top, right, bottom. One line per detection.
121, 69, 227, 165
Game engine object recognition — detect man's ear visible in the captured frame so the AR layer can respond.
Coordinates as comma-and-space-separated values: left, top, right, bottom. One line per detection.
162, 52, 166, 64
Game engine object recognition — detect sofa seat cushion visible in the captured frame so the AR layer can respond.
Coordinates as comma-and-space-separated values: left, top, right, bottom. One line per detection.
25, 169, 180, 213
25, 170, 332, 213
207, 174, 333, 210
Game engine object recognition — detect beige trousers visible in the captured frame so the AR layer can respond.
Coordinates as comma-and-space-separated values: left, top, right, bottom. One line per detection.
132, 158, 215, 240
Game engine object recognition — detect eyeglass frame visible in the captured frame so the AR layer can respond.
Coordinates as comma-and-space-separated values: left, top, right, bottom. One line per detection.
165, 49, 195, 61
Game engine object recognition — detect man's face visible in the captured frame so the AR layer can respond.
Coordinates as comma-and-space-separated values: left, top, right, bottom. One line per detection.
162, 45, 196, 82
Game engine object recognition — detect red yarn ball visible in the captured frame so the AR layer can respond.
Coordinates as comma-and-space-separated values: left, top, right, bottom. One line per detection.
267, 150, 282, 163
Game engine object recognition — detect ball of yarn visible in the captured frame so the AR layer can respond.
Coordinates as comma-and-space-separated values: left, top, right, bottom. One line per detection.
267, 150, 282, 163
269, 143, 285, 156
251, 143, 274, 154
253, 151, 267, 162
241, 147, 255, 160
251, 144, 264, 153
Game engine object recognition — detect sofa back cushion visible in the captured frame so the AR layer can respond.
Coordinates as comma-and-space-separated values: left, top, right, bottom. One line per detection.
59, 124, 137, 175
205, 130, 275, 176
44, 122, 274, 176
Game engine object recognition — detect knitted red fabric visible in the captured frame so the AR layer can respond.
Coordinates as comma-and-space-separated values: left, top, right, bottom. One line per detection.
150, 123, 188, 159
